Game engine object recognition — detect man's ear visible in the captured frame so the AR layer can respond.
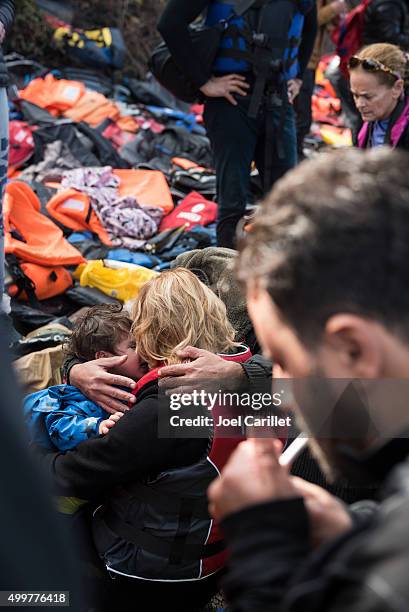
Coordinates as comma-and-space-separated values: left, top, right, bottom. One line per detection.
95, 350, 113, 360
323, 314, 383, 378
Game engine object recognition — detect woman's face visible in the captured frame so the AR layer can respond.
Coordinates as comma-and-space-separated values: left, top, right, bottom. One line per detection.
350, 68, 403, 122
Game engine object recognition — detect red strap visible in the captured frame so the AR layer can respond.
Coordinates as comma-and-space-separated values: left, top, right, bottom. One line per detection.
129, 367, 161, 406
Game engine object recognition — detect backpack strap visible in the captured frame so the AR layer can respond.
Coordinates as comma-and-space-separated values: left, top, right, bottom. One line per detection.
262, 87, 289, 192
247, 0, 298, 119
5, 253, 40, 309
217, 0, 259, 61
234, 0, 259, 16
100, 505, 225, 563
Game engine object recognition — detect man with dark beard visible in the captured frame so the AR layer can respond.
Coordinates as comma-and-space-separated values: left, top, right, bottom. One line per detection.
208, 147, 409, 612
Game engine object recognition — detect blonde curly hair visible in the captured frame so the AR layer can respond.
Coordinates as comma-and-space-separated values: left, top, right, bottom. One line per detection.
131, 268, 238, 368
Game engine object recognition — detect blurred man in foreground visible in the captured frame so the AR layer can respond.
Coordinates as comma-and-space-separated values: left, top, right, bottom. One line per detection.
209, 148, 409, 612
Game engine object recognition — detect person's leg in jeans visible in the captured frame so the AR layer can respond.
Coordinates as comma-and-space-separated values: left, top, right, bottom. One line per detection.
0, 87, 9, 309
255, 102, 298, 191
204, 96, 258, 249
295, 68, 315, 160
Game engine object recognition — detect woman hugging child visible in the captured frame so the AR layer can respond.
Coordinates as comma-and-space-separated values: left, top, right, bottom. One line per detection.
33, 269, 251, 612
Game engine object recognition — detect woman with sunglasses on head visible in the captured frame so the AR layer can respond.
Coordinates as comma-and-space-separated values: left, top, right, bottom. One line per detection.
349, 43, 409, 150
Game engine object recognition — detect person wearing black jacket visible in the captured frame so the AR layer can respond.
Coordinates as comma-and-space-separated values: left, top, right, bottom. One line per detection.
157, 0, 317, 249
208, 147, 409, 612
40, 376, 213, 611
364, 0, 409, 49
0, 0, 14, 306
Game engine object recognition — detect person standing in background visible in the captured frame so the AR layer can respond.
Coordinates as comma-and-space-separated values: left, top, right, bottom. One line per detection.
296, 0, 346, 159
0, 1, 14, 310
364, 0, 409, 48
158, 0, 317, 249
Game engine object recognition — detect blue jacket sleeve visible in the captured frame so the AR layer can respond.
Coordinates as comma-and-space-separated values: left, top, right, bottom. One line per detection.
0, 0, 15, 33
46, 408, 104, 452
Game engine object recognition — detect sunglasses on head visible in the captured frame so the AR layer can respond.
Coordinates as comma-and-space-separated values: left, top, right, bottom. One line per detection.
348, 56, 402, 80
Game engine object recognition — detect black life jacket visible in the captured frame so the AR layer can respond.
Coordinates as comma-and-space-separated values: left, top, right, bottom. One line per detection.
206, 0, 312, 81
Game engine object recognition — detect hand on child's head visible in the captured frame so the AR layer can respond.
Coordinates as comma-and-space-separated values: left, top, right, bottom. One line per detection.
99, 412, 124, 436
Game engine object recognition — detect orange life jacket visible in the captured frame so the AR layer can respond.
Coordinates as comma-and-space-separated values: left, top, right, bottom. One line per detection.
63, 90, 138, 132
4, 182, 85, 301
8, 262, 74, 302
172, 157, 200, 170
46, 189, 112, 246
19, 74, 85, 115
64, 90, 120, 126
4, 182, 86, 267
114, 169, 174, 215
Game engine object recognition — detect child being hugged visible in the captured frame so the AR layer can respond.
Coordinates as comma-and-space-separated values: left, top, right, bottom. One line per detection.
24, 304, 146, 452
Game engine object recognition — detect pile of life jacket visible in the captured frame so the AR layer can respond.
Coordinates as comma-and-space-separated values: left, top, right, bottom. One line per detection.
311, 57, 353, 148
312, 57, 343, 128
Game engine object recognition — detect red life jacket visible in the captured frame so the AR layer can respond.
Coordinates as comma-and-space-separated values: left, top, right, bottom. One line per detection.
159, 191, 218, 232
9, 121, 34, 170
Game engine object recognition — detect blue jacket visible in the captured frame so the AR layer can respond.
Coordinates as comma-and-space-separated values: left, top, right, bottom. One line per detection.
24, 385, 107, 451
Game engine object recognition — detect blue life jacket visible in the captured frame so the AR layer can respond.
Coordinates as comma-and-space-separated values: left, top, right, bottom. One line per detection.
206, 0, 312, 80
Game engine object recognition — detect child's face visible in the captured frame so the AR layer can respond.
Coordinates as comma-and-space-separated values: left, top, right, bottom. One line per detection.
111, 336, 148, 381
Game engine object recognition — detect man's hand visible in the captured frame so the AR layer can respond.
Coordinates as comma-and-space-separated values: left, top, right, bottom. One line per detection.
208, 438, 296, 522
99, 411, 124, 435
0, 23, 6, 45
200, 74, 250, 106
158, 346, 246, 395
291, 477, 353, 547
70, 356, 136, 415
287, 78, 303, 104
